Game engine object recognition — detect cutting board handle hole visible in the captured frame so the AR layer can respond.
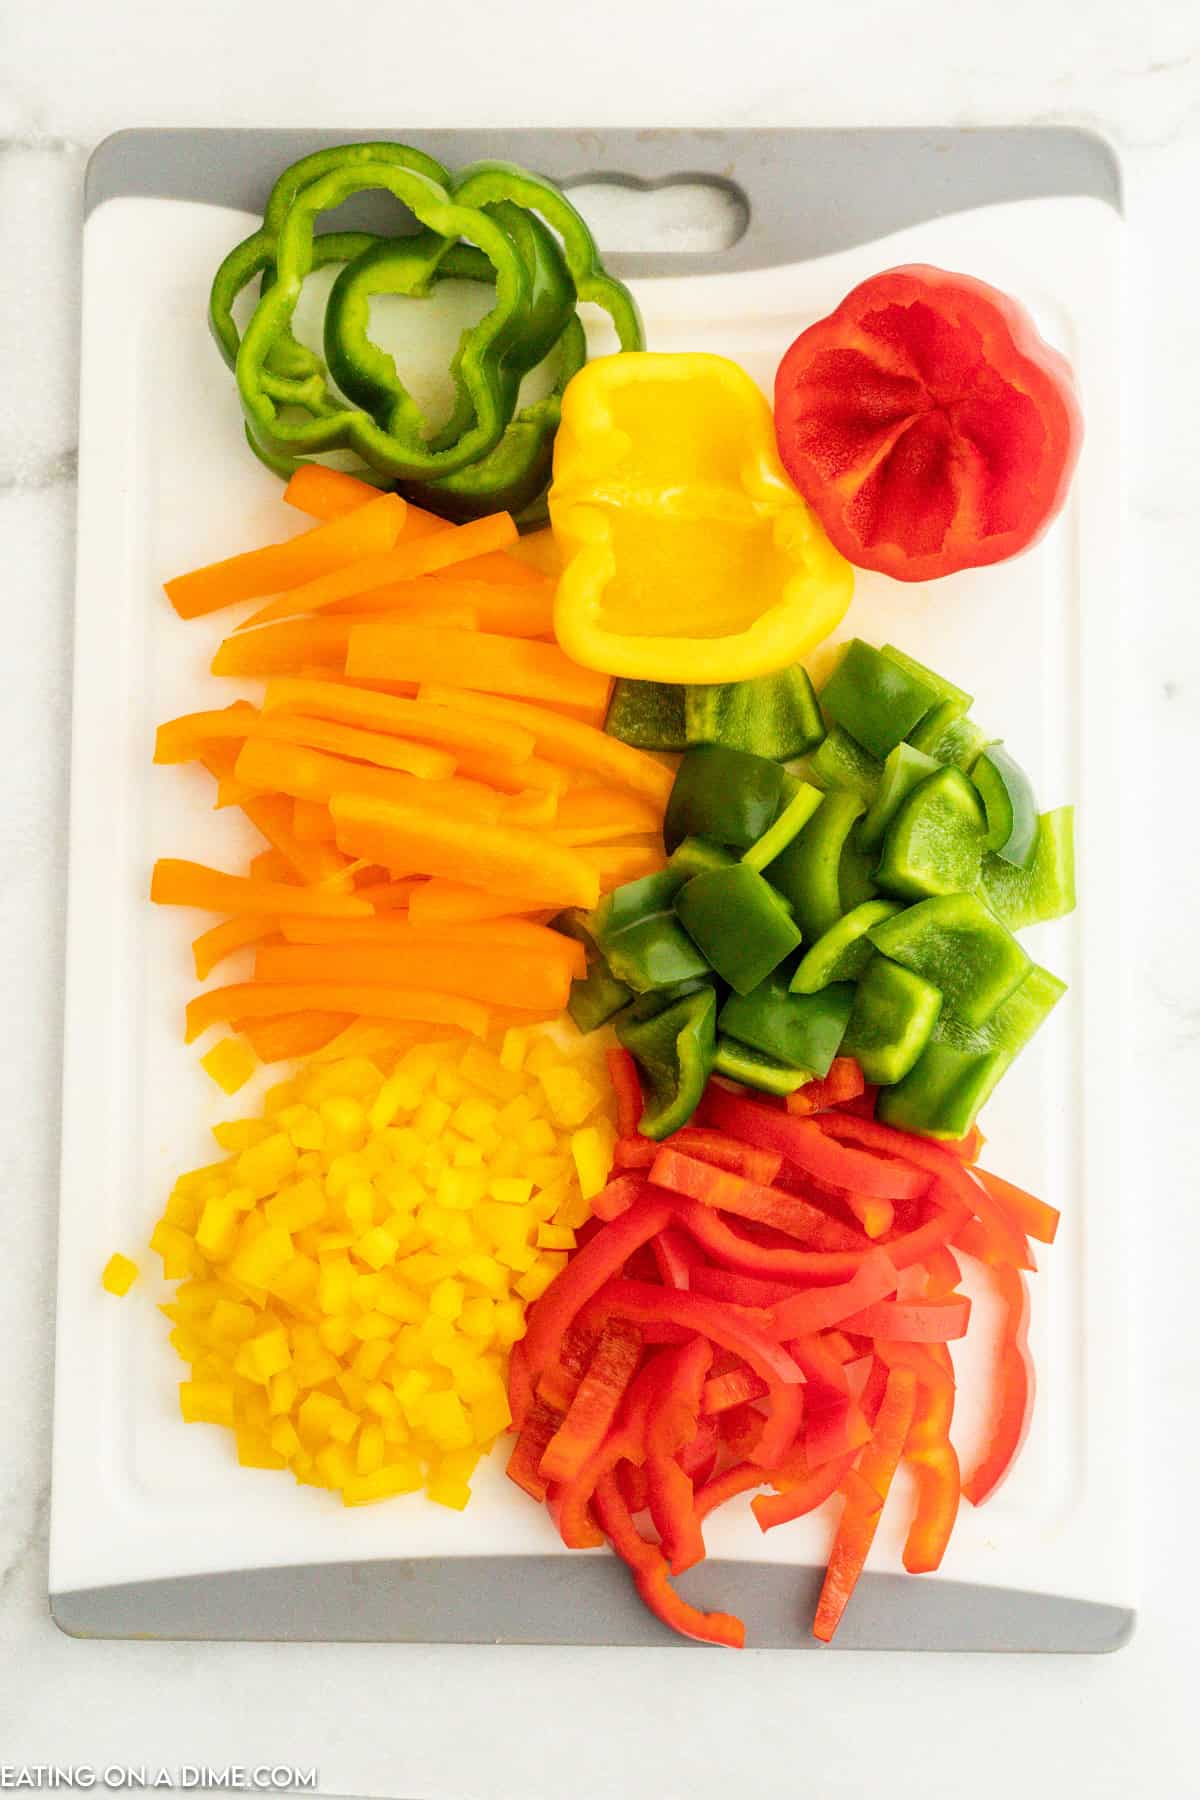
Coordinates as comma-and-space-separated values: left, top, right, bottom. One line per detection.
562, 176, 749, 256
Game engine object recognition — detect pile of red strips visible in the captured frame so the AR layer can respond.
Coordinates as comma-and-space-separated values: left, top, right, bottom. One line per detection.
506, 1051, 1059, 1647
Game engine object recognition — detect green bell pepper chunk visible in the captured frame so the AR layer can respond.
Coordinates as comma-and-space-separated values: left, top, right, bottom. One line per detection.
663, 746, 787, 856
869, 893, 1031, 1029
878, 964, 1066, 1137
765, 790, 865, 942
875, 765, 986, 901
675, 864, 802, 996
804, 725, 882, 806
685, 666, 825, 760
668, 837, 737, 883
820, 639, 939, 760
719, 972, 855, 1078
857, 744, 942, 852
617, 986, 717, 1140
604, 679, 688, 751
978, 806, 1076, 929
713, 1037, 814, 1096
972, 745, 1039, 868
908, 701, 994, 772
567, 962, 633, 1034
590, 871, 710, 994
841, 954, 943, 1085
742, 781, 824, 873
790, 899, 904, 993
837, 834, 880, 914
880, 645, 972, 715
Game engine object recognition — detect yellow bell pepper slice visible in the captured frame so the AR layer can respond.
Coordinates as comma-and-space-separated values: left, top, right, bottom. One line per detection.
549, 352, 853, 682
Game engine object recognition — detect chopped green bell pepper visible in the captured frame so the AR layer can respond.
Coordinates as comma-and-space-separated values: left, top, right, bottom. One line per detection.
790, 899, 904, 993
875, 765, 986, 901
617, 985, 717, 1140
674, 864, 802, 996
713, 1037, 813, 1096
972, 744, 1039, 868
590, 871, 710, 993
742, 781, 823, 873
663, 746, 787, 856
766, 790, 865, 942
668, 837, 737, 883
719, 972, 855, 1078
567, 961, 633, 1034
880, 645, 972, 715
804, 725, 882, 806
857, 743, 942, 852
685, 666, 825, 760
841, 954, 943, 1085
908, 701, 993, 772
604, 678, 688, 751
820, 638, 939, 759
978, 806, 1076, 929
869, 893, 1031, 1029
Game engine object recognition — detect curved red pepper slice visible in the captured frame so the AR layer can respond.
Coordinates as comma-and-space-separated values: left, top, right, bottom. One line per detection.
961, 1263, 1033, 1505
752, 1448, 860, 1534
592, 1472, 745, 1649
812, 1364, 918, 1642
703, 1086, 930, 1201
522, 1196, 672, 1376
538, 1320, 642, 1486
695, 1460, 771, 1522
774, 264, 1082, 582
670, 1192, 963, 1285
973, 1165, 1060, 1246
650, 1147, 866, 1248
876, 1340, 961, 1573
582, 1277, 805, 1389
644, 1337, 714, 1574
651, 1225, 702, 1290
837, 1295, 971, 1342
785, 1057, 866, 1115
767, 1248, 898, 1339
606, 1046, 644, 1138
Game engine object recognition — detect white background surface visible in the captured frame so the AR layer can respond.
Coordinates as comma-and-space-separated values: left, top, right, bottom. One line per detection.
0, 2, 1195, 1796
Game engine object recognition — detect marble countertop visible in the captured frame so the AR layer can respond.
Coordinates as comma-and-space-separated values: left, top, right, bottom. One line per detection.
2, 2, 1197, 1795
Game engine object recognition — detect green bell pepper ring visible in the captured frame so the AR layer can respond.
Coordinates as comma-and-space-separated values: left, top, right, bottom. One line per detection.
840, 953, 944, 1085
712, 1037, 813, 1096
236, 162, 532, 478
605, 679, 689, 752
977, 805, 1076, 930
820, 638, 939, 760
972, 745, 1040, 869
590, 871, 711, 994
663, 746, 788, 856
742, 781, 823, 873
674, 864, 802, 996
452, 160, 644, 352
868, 893, 1031, 1030
857, 743, 942, 852
617, 986, 717, 1140
718, 972, 855, 1078
874, 765, 986, 901
789, 898, 903, 994
684, 666, 825, 761
764, 789, 865, 942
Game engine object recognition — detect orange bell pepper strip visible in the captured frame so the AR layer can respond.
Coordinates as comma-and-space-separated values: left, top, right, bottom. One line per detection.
972, 1166, 1060, 1245
591, 1471, 745, 1650
330, 791, 600, 910
234, 1010, 353, 1062
291, 798, 336, 843
348, 622, 612, 716
190, 915, 278, 981
276, 912, 585, 975
538, 1321, 643, 1487
240, 792, 350, 886
262, 678, 536, 764
405, 880, 548, 926
184, 981, 489, 1043
213, 607, 479, 679
246, 714, 456, 780
552, 785, 663, 841
234, 737, 503, 825
875, 1341, 961, 1573
812, 1364, 918, 1642
582, 843, 669, 888
154, 701, 261, 763
163, 492, 405, 619
416, 683, 673, 807
321, 575, 556, 639
247, 848, 295, 884
252, 941, 572, 1013
150, 859, 372, 919
961, 1263, 1033, 1506
239, 512, 519, 630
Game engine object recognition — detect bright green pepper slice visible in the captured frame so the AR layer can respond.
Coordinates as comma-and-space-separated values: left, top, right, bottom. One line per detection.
668, 837, 737, 883
841, 954, 943, 1085
804, 725, 882, 806
617, 986, 717, 1140
675, 864, 802, 996
742, 781, 824, 873
977, 805, 1076, 930
765, 790, 865, 941
590, 872, 710, 994
604, 679, 688, 751
869, 893, 1031, 1030
908, 701, 994, 772
857, 744, 942, 852
972, 745, 1039, 868
820, 638, 939, 759
719, 972, 855, 1078
713, 1037, 814, 1095
685, 666, 825, 760
875, 765, 986, 901
663, 746, 788, 856
790, 899, 904, 993
880, 645, 972, 715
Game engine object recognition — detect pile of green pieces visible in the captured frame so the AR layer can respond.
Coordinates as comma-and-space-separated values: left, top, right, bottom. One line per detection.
563, 644, 1075, 1141
208, 141, 643, 521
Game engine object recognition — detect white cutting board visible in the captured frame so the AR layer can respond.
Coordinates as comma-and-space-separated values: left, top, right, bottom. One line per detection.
51, 129, 1133, 1647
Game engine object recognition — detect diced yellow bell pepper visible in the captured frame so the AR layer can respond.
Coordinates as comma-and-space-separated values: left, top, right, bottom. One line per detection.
200, 1036, 257, 1096
101, 1252, 139, 1296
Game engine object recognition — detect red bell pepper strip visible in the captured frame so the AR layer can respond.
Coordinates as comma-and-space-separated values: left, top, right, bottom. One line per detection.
876, 1341, 960, 1573
695, 1461, 771, 1522
538, 1320, 642, 1485
616, 1460, 648, 1515
961, 1263, 1033, 1505
651, 1226, 701, 1290
767, 1248, 898, 1340
921, 1245, 963, 1299
588, 1172, 650, 1221
716, 1401, 767, 1462
788, 1331, 852, 1395
837, 1295, 971, 1342
651, 1147, 866, 1248
704, 1086, 930, 1201
522, 1196, 673, 1376
838, 1188, 894, 1241
691, 1266, 799, 1309
812, 1364, 918, 1641
592, 1472, 746, 1649
614, 1127, 786, 1183
701, 1365, 770, 1416
678, 1416, 720, 1489
953, 1215, 1036, 1274
973, 1166, 1060, 1245
535, 1319, 599, 1415
785, 1058, 866, 1114
644, 1337, 713, 1573
581, 1277, 805, 1389
506, 1392, 564, 1503
753, 1382, 807, 1469
611, 1135, 657, 1172
547, 1352, 664, 1550
819, 1111, 1034, 1271
507, 1340, 534, 1433
752, 1448, 860, 1533
669, 1191, 962, 1285
941, 1126, 985, 1164
606, 1047, 644, 1138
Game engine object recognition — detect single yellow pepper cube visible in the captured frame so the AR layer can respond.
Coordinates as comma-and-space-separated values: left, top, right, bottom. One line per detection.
375, 1279, 425, 1324
317, 1255, 355, 1316
355, 1225, 400, 1271
296, 1391, 342, 1447
355, 1421, 386, 1476
235, 1132, 298, 1199
470, 1379, 513, 1443
268, 1417, 302, 1459
314, 1442, 355, 1489
101, 1252, 138, 1296
342, 1455, 423, 1505
487, 1140, 525, 1180
429, 1277, 465, 1322
426, 1473, 471, 1511
208, 1297, 257, 1342
536, 1223, 577, 1251
458, 1296, 496, 1341
212, 1118, 268, 1153
268, 1369, 299, 1416
179, 1379, 235, 1426
318, 1095, 367, 1143
236, 1429, 287, 1471
350, 1311, 398, 1342
201, 1036, 257, 1096
363, 1382, 398, 1421
521, 1119, 557, 1156
498, 1027, 528, 1072
317, 1315, 356, 1358
457, 1252, 508, 1297
264, 1178, 326, 1231
327, 1401, 361, 1446
571, 1119, 617, 1200
268, 1252, 320, 1311
150, 1220, 202, 1281
490, 1176, 534, 1208
424, 1390, 473, 1451
493, 1299, 527, 1346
